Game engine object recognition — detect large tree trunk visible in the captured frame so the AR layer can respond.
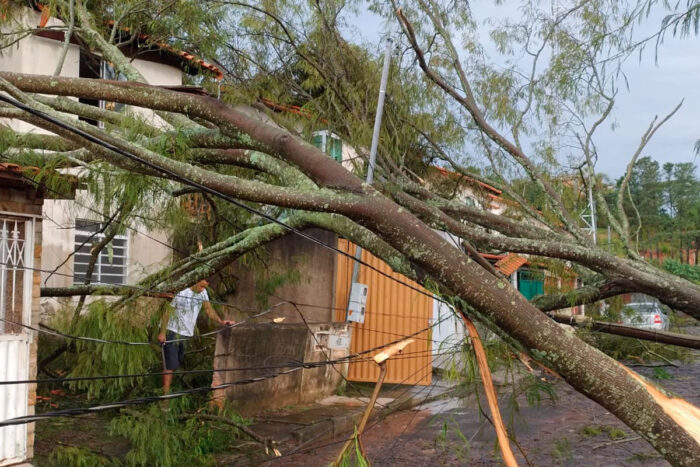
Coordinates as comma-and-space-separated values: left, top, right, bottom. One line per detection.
2, 73, 699, 464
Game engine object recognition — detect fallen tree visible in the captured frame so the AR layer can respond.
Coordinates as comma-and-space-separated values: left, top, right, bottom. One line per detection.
2, 72, 699, 464
1, 1, 700, 464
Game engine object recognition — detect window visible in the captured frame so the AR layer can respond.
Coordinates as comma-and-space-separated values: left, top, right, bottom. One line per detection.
0, 217, 29, 334
78, 52, 127, 126
311, 131, 343, 162
73, 219, 128, 285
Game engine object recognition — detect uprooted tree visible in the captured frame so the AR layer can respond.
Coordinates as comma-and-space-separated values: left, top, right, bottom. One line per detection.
1, 0, 700, 464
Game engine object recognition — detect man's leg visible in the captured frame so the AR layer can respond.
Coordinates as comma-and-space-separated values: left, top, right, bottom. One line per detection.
163, 369, 174, 394
162, 332, 179, 394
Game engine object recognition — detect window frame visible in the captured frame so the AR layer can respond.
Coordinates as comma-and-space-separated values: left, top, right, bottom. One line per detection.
73, 219, 129, 285
311, 130, 343, 163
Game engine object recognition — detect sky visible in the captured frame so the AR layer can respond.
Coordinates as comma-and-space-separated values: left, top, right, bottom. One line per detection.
344, 2, 700, 180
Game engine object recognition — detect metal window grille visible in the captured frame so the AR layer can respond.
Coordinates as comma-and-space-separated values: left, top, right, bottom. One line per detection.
0, 217, 28, 334
73, 219, 128, 285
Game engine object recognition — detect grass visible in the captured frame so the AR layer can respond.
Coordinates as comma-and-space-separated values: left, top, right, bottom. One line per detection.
578, 424, 628, 440
551, 437, 572, 462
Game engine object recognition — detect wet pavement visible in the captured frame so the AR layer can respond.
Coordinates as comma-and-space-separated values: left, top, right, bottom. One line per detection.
255, 354, 699, 466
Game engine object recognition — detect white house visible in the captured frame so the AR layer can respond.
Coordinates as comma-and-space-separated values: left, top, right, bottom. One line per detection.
0, 9, 228, 462
0, 6, 223, 316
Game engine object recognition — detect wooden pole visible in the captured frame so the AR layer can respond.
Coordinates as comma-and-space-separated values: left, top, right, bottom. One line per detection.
333, 339, 413, 465
461, 314, 519, 467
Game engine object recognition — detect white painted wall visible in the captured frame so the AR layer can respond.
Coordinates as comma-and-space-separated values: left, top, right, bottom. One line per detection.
431, 299, 466, 370
0, 7, 179, 311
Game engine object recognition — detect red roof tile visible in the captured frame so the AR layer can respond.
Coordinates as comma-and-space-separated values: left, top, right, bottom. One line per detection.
494, 253, 527, 276
0, 163, 76, 199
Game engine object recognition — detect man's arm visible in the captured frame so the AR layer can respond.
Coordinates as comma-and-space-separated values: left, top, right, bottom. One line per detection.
203, 300, 234, 327
158, 303, 173, 343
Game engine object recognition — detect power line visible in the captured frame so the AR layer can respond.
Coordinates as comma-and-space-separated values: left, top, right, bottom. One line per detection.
0, 355, 374, 387
0, 300, 283, 345
0, 368, 304, 427
0, 313, 455, 387
0, 93, 451, 307
243, 348, 460, 466
0, 327, 451, 426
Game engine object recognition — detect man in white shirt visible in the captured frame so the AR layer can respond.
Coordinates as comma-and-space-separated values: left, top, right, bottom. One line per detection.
158, 279, 234, 393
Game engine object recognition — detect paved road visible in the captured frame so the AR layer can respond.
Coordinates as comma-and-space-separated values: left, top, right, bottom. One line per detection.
272, 353, 699, 466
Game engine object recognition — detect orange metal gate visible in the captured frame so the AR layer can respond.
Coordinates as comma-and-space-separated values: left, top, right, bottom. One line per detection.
334, 240, 432, 385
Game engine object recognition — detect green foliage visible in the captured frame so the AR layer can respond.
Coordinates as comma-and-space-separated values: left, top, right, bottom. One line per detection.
551, 437, 572, 462
519, 375, 558, 408
652, 366, 674, 380
579, 329, 692, 363
663, 259, 700, 283
253, 267, 302, 307
608, 428, 627, 440
335, 429, 370, 467
579, 424, 604, 437
432, 416, 471, 463
48, 446, 120, 467
57, 300, 161, 400
579, 424, 627, 440
110, 400, 246, 467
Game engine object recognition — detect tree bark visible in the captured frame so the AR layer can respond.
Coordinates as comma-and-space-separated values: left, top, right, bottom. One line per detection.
550, 314, 700, 350
2, 72, 699, 464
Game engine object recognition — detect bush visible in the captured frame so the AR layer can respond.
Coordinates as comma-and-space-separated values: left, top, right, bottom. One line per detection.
663, 259, 700, 283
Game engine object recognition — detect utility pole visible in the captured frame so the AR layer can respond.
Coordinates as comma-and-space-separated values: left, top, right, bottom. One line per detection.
345, 37, 393, 322
581, 172, 598, 245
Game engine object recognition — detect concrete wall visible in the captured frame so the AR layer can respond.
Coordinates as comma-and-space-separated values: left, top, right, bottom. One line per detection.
224, 228, 337, 323
212, 322, 350, 415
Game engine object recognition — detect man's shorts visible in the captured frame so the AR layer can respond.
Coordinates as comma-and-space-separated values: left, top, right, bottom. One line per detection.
162, 331, 186, 370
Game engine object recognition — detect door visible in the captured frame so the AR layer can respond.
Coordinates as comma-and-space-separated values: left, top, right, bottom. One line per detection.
518, 269, 544, 301
0, 216, 34, 465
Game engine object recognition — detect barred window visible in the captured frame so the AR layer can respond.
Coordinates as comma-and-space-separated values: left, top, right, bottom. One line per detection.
73, 219, 128, 285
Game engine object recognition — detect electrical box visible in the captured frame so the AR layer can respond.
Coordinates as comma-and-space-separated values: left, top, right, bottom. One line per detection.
347, 282, 368, 323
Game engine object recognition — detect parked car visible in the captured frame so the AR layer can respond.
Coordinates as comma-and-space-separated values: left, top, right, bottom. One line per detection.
620, 302, 670, 331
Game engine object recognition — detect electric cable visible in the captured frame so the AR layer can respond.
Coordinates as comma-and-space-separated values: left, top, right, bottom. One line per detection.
0, 368, 305, 427
0, 299, 285, 345
243, 347, 460, 466
0, 93, 453, 308
0, 317, 448, 386
0, 328, 450, 426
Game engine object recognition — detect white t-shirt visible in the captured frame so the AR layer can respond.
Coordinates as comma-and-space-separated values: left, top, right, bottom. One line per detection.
167, 287, 210, 337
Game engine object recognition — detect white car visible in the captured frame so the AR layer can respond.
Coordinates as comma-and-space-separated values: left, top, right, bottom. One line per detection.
620, 302, 670, 331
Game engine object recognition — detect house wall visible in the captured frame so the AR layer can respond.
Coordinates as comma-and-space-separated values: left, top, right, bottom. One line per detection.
0, 184, 44, 463
0, 8, 181, 309
0, 10, 81, 134
212, 322, 349, 415
39, 192, 173, 313
223, 228, 337, 323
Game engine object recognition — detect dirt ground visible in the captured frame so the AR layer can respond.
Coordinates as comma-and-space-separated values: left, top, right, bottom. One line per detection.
266, 359, 700, 466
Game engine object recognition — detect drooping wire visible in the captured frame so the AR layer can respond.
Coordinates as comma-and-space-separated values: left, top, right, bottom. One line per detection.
0, 327, 452, 426
0, 307, 454, 387
241, 346, 462, 466
0, 300, 285, 345
0, 93, 453, 307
